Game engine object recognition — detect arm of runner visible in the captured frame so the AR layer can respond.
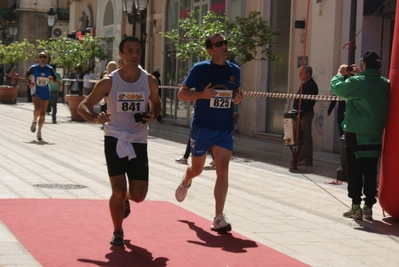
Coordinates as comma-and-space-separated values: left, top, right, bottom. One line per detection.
178, 82, 216, 101
233, 88, 244, 104
78, 77, 112, 124
143, 74, 162, 123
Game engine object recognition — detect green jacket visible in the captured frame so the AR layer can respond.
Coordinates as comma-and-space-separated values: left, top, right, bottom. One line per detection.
330, 69, 389, 157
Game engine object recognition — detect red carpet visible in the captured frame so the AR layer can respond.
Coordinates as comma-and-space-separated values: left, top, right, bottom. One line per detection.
0, 199, 308, 267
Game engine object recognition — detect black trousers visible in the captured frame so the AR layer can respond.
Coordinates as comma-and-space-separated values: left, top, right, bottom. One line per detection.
183, 137, 191, 159
345, 132, 379, 207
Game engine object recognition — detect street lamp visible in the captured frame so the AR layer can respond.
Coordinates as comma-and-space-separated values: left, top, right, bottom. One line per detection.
123, 0, 148, 66
46, 7, 57, 28
135, 0, 149, 11
7, 22, 18, 39
123, 0, 148, 28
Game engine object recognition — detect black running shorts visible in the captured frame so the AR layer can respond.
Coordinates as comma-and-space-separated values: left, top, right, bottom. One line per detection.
104, 136, 149, 181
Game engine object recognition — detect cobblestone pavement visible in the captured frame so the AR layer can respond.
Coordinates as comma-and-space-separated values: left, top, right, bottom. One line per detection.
1, 100, 399, 267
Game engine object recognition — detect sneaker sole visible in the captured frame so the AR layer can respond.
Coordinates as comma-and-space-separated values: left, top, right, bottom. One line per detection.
343, 214, 363, 220
110, 239, 124, 246
30, 123, 36, 132
211, 224, 232, 232
175, 188, 187, 202
175, 180, 191, 202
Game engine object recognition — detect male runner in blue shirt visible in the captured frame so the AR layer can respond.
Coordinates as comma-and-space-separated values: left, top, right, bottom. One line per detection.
175, 33, 244, 232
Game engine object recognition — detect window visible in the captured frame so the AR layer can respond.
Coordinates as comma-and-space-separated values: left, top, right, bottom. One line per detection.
103, 1, 114, 26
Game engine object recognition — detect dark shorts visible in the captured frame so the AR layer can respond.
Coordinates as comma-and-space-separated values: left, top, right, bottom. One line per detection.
190, 126, 234, 157
104, 136, 149, 181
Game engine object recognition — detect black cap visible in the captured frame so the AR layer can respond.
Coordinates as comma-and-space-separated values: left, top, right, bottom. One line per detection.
360, 50, 380, 64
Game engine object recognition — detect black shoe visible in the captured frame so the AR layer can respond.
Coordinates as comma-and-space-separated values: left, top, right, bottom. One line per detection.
30, 121, 37, 132
124, 199, 130, 219
110, 230, 124, 246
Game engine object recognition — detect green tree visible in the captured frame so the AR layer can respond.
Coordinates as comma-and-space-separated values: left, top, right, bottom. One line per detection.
162, 11, 280, 65
0, 39, 36, 68
37, 34, 113, 95
37, 35, 113, 72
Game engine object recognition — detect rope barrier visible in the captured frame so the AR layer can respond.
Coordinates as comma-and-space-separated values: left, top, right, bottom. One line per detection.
58, 80, 342, 101
10, 77, 342, 101
242, 91, 341, 101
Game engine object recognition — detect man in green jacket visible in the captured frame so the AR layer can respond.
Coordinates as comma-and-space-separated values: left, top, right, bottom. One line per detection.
330, 50, 389, 220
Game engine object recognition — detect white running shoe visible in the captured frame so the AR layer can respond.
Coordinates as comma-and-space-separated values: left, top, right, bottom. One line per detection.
37, 131, 42, 141
210, 214, 232, 232
175, 177, 191, 202
175, 157, 188, 165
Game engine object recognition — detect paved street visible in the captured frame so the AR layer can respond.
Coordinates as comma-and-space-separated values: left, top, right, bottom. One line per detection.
1, 99, 399, 267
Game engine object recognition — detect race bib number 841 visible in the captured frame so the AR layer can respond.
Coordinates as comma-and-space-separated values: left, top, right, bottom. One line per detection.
210, 90, 232, 109
116, 92, 145, 113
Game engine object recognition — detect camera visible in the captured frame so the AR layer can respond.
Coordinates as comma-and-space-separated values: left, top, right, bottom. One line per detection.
134, 112, 149, 124
346, 66, 353, 72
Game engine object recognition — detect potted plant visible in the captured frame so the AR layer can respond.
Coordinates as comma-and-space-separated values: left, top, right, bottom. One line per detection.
37, 35, 112, 121
0, 39, 36, 104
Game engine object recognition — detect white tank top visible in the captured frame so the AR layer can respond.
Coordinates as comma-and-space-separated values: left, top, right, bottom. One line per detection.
104, 69, 150, 143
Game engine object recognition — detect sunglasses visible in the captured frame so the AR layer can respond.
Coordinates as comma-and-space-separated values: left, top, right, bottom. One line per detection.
39, 56, 47, 59
212, 40, 228, 48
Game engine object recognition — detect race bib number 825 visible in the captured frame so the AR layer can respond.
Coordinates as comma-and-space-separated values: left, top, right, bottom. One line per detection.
210, 90, 232, 109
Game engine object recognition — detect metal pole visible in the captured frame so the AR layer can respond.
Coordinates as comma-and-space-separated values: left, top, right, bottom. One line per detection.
348, 0, 357, 65
337, 0, 357, 182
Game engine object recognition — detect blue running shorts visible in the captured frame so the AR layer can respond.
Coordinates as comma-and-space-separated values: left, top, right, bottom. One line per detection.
31, 87, 50, 100
190, 126, 234, 157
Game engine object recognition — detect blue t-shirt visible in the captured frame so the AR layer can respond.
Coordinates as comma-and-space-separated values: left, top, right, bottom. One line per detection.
184, 60, 241, 130
26, 64, 56, 95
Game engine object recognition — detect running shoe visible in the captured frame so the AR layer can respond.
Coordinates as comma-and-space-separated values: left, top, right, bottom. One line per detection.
30, 121, 37, 132
175, 177, 191, 202
343, 206, 363, 220
363, 206, 373, 220
110, 230, 124, 246
124, 199, 130, 219
37, 131, 42, 141
210, 214, 232, 232
175, 157, 188, 164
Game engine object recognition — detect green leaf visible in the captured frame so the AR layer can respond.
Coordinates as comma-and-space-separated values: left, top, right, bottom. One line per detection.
161, 10, 280, 65
0, 39, 36, 65
37, 34, 113, 72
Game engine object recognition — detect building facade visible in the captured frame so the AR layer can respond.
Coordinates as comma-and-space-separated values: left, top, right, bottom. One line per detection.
1, 0, 395, 153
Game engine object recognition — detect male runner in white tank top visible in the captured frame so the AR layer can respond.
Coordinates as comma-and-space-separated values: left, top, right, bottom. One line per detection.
78, 36, 162, 246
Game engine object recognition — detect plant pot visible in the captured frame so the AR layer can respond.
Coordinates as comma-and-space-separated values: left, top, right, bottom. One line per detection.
0, 85, 18, 104
65, 94, 86, 121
